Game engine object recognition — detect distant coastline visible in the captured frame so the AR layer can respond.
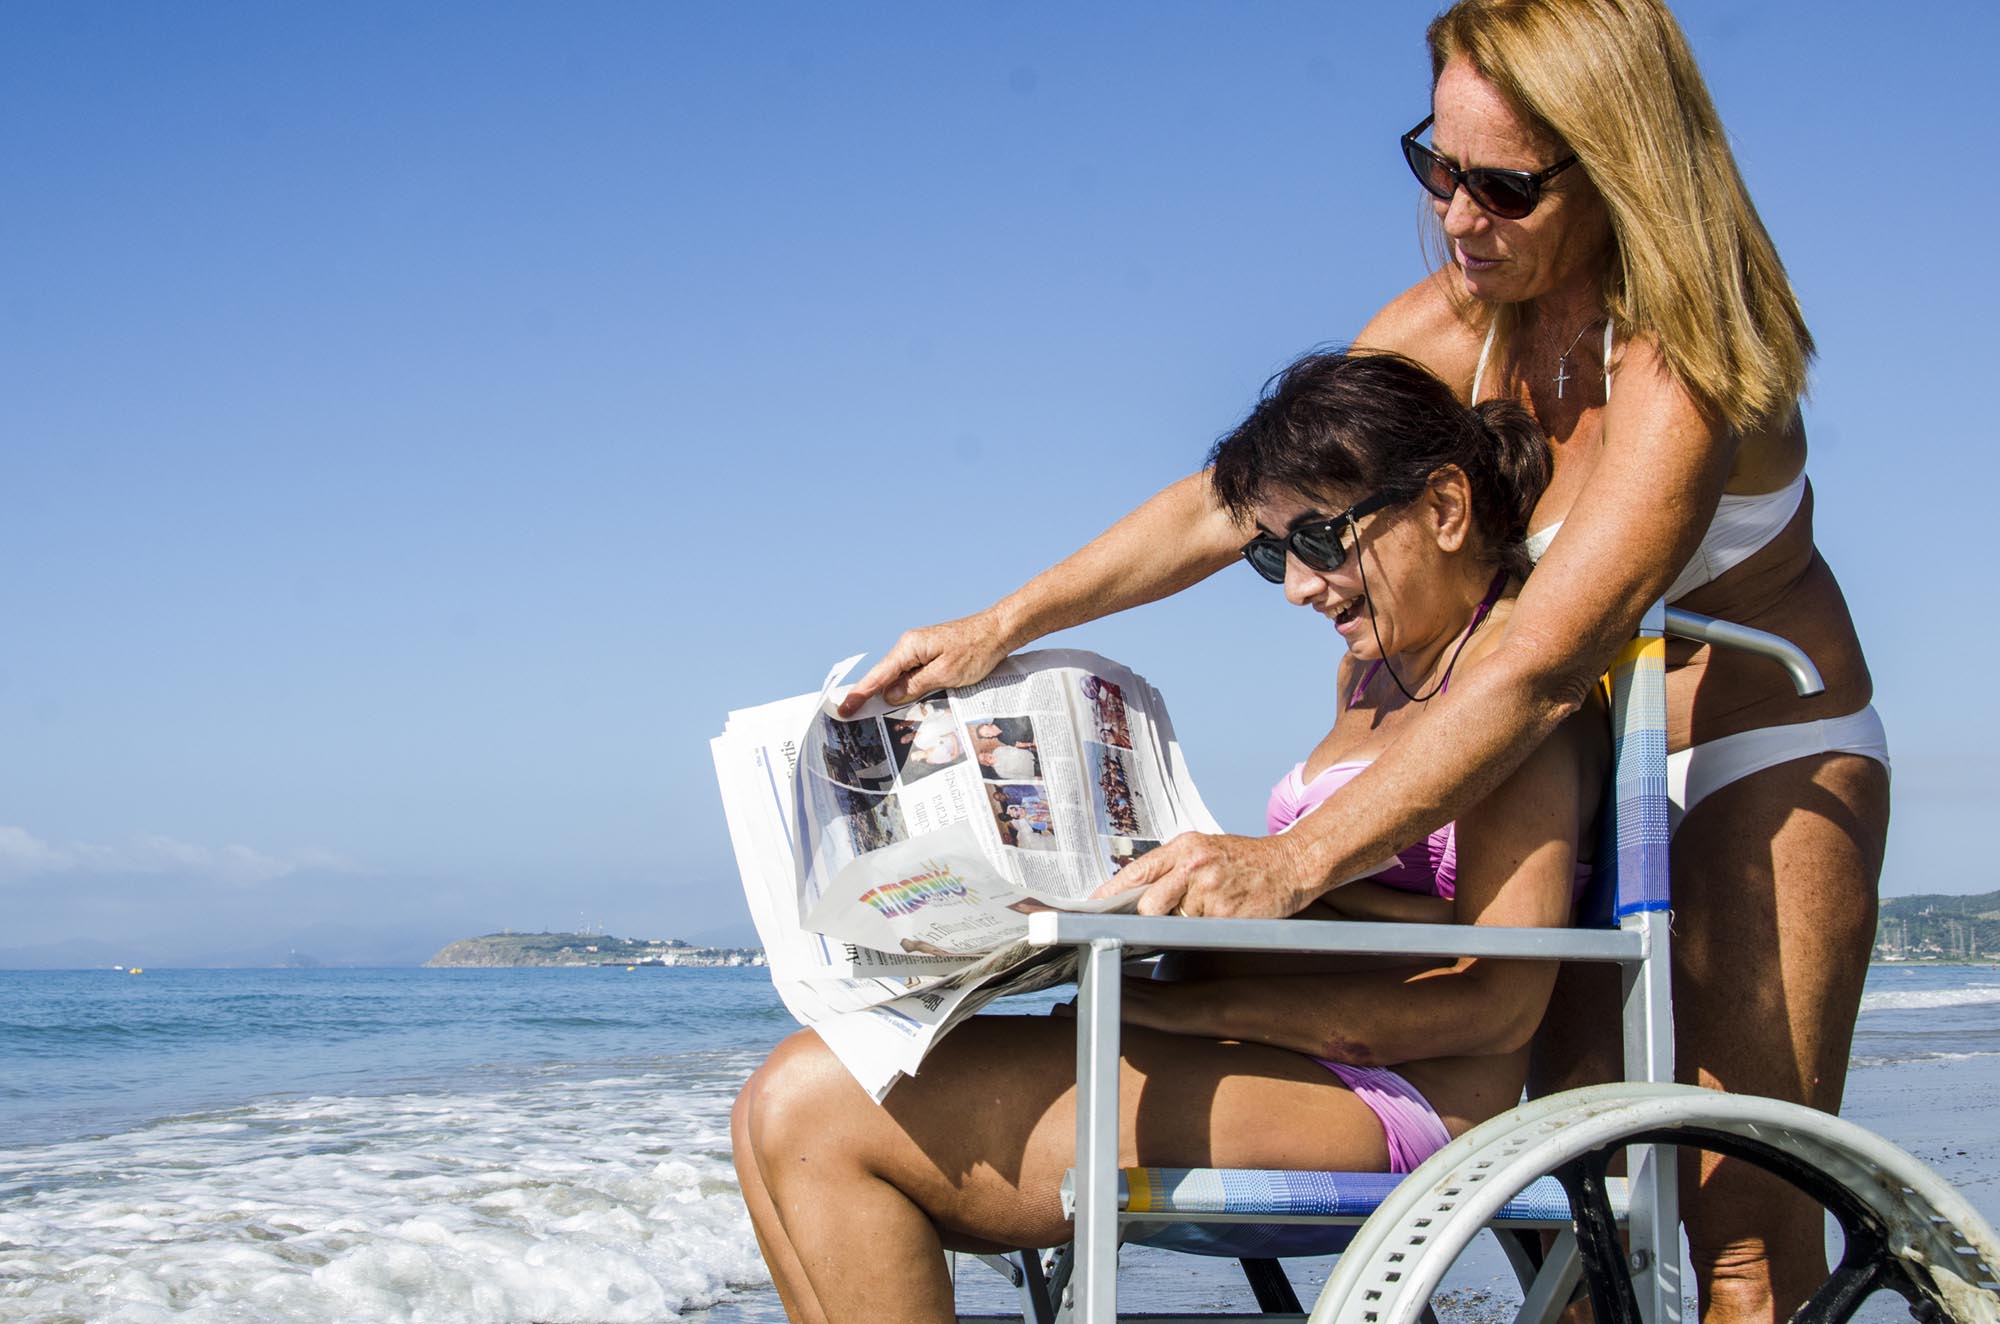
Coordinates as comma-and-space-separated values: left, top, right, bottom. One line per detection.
1874, 889, 2000, 963
425, 931, 765, 969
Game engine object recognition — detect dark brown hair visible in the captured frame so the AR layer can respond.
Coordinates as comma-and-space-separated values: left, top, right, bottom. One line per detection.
1207, 350, 1550, 577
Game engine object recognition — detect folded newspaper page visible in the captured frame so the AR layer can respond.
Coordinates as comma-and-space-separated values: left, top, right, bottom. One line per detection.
712, 649, 1221, 1099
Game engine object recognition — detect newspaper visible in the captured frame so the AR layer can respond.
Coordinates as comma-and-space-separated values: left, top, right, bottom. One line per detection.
711, 649, 1222, 1099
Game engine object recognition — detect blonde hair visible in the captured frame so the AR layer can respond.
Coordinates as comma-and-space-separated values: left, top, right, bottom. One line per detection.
1427, 0, 1813, 433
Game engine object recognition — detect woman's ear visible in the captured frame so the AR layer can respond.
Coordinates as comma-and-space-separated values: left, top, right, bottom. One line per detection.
1426, 465, 1473, 553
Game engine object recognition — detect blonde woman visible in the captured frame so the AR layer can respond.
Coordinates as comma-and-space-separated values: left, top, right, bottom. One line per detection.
839, 2, 1887, 1319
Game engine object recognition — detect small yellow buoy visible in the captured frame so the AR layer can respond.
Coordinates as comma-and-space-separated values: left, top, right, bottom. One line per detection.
626, 965, 636, 972
128, 967, 144, 975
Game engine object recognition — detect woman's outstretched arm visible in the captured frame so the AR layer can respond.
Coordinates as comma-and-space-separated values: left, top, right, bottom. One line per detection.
837, 471, 1243, 714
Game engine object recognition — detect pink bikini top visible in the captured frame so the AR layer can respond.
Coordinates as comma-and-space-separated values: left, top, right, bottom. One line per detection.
1264, 639, 1477, 899
1266, 760, 1594, 903
1267, 760, 1459, 897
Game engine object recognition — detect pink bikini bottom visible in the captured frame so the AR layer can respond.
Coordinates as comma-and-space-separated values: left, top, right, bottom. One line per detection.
1315, 1060, 1453, 1174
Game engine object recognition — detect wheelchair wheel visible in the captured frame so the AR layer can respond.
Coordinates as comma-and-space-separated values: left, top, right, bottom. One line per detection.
1310, 1083, 2000, 1324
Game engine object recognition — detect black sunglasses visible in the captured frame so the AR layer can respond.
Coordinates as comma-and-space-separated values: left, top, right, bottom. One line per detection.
1400, 114, 1577, 220
1240, 492, 1403, 585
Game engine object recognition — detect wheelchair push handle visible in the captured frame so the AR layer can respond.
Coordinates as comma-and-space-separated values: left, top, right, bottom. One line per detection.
1661, 607, 1825, 698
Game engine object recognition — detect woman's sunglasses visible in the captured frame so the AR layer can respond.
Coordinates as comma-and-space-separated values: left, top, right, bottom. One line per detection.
1400, 114, 1577, 220
1240, 492, 1402, 584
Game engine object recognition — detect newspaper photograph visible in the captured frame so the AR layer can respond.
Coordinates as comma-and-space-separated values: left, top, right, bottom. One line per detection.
713, 648, 1221, 1099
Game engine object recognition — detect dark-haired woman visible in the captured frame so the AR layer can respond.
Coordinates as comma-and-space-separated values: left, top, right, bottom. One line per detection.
837, 4, 1887, 1318
731, 353, 1605, 1323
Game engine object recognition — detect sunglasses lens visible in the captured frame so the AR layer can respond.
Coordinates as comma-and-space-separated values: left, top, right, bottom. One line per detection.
1290, 524, 1347, 572
1467, 171, 1536, 219
1243, 540, 1287, 583
1404, 142, 1455, 202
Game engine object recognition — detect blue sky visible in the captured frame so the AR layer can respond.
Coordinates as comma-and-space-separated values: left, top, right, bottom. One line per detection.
2, 2, 1993, 965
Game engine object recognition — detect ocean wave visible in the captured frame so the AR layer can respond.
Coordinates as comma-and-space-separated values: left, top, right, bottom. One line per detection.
1860, 985, 2000, 1013
1850, 1048, 2000, 1070
0, 1053, 771, 1324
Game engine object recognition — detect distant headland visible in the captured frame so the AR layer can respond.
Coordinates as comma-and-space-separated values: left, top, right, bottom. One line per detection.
425, 931, 765, 969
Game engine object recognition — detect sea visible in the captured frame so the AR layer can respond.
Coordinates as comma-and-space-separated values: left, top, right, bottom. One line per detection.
2, 962, 1996, 1323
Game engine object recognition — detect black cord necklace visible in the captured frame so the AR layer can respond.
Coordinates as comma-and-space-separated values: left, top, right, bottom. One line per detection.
1355, 541, 1507, 704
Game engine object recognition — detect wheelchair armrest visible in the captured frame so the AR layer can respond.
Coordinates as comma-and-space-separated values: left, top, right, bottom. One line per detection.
1024, 911, 1646, 965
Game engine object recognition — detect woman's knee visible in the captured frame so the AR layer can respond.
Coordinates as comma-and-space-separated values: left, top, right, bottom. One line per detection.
1681, 1151, 1827, 1265
737, 1029, 855, 1161
1683, 1176, 1828, 1317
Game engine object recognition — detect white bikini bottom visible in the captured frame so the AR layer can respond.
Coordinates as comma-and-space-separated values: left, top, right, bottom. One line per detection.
1667, 705, 1889, 835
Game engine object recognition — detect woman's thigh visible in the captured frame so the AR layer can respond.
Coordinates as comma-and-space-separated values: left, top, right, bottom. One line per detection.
1669, 751, 1889, 1107
753, 1011, 1394, 1251
1530, 750, 1888, 1103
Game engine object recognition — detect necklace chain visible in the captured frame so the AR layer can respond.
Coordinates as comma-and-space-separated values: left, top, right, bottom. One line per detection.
1550, 315, 1602, 400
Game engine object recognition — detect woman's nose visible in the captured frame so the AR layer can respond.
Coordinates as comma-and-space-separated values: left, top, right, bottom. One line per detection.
1440, 184, 1486, 238
1282, 554, 1322, 607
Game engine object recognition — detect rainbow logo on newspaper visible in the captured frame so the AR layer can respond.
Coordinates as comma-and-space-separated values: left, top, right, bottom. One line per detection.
857, 861, 969, 919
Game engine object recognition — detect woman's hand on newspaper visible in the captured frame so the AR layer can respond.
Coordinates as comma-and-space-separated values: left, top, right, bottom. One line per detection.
836, 607, 1016, 717
1096, 830, 1318, 918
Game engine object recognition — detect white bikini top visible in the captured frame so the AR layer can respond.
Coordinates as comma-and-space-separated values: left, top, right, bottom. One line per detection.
1473, 320, 1806, 601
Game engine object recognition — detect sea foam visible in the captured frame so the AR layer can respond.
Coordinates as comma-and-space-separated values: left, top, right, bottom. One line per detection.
1849, 1048, 2000, 1070
1859, 984, 2000, 1013
0, 1053, 771, 1324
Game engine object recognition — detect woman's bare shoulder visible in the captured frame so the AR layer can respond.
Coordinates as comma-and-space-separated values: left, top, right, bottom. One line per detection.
1353, 271, 1486, 399
1454, 598, 1604, 759
1603, 328, 1738, 466
1612, 330, 1802, 488
1447, 594, 1515, 677
1606, 331, 1713, 425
